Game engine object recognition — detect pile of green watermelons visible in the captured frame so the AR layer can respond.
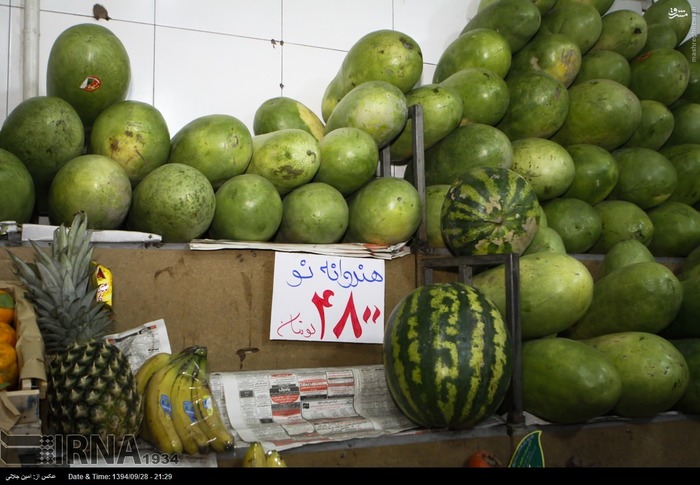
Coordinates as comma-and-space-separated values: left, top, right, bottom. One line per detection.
2, 0, 700, 429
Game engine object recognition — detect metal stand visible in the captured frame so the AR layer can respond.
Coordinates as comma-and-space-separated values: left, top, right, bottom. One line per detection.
419, 253, 525, 432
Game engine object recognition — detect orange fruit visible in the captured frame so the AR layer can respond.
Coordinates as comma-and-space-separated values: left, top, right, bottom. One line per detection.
0, 322, 17, 347
464, 450, 503, 467
0, 289, 15, 325
0, 343, 19, 390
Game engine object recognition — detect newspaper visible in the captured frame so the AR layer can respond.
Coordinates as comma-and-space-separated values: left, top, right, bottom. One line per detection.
214, 365, 420, 452
188, 239, 412, 260
105, 318, 172, 373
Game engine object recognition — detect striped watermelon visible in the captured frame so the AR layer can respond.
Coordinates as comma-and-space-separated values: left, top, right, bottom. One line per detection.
441, 166, 541, 255
383, 282, 512, 429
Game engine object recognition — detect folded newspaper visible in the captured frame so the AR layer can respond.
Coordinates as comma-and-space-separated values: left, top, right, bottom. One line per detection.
189, 239, 412, 260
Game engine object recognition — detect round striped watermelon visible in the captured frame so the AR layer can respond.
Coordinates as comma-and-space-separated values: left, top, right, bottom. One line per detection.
383, 282, 512, 429
441, 166, 541, 255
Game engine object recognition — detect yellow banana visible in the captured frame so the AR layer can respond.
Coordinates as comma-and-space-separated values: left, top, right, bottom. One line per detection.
137, 351, 190, 444
241, 442, 267, 467
135, 352, 173, 396
143, 349, 197, 455
265, 450, 287, 467
170, 348, 211, 455
191, 352, 236, 453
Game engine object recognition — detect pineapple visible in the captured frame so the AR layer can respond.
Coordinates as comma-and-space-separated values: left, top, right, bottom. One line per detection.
9, 212, 142, 451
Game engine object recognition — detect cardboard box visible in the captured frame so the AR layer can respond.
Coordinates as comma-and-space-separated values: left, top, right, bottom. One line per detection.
0, 282, 46, 433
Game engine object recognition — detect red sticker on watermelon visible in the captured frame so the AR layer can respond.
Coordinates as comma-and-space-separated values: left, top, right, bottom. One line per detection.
79, 76, 102, 92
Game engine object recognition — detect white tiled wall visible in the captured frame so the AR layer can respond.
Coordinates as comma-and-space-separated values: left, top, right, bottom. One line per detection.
0, 0, 477, 137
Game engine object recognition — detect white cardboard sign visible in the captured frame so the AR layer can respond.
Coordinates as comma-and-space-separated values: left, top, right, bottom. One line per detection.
270, 252, 386, 344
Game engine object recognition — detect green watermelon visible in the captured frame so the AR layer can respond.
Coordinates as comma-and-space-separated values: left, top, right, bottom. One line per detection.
460, 0, 542, 54
411, 123, 513, 186
321, 29, 423, 121
621, 99, 674, 150
383, 282, 512, 429
438, 68, 508, 126
46, 23, 131, 127
522, 337, 622, 424
441, 166, 541, 255
0, 148, 35, 223
646, 201, 700, 257
433, 28, 512, 81
661, 144, 700, 205
573, 50, 631, 86
609, 147, 677, 209
497, 70, 569, 141
472, 252, 595, 339
582, 331, 689, 418
551, 78, 642, 151
670, 338, 700, 413
628, 48, 689, 106
0, 96, 84, 214
663, 277, 700, 339
562, 261, 683, 339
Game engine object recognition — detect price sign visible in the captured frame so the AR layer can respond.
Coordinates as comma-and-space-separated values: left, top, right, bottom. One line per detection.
270, 252, 386, 344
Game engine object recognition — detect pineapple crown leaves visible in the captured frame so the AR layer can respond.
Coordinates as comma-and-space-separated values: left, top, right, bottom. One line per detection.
7, 212, 115, 353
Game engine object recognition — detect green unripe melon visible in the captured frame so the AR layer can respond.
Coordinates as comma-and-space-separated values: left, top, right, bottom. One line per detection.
670, 338, 700, 413
552, 79, 642, 151
621, 99, 674, 150
209, 173, 282, 242
598, 239, 655, 279
324, 80, 408, 149
389, 84, 463, 162
276, 182, 349, 244
127, 163, 216, 243
0, 96, 84, 214
590, 200, 654, 253
573, 50, 631, 86
583, 331, 689, 418
461, 0, 542, 53
661, 143, 700, 205
253, 97, 325, 141
169, 114, 253, 191
321, 29, 423, 121
609, 147, 677, 209
473, 252, 594, 339
46, 23, 131, 127
629, 48, 689, 106
562, 144, 618, 205
0, 148, 35, 223
563, 261, 683, 339
48, 154, 132, 230
90, 100, 171, 187
344, 177, 422, 245
523, 226, 567, 255
314, 127, 378, 197
433, 28, 512, 81
246, 128, 320, 196
542, 197, 602, 254
411, 123, 513, 186
646, 201, 700, 257
511, 138, 576, 201
497, 70, 569, 140
589, 9, 648, 60
439, 68, 508, 127
522, 337, 622, 424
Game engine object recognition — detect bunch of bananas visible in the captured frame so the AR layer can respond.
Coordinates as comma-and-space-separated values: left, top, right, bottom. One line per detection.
241, 441, 288, 467
135, 346, 236, 455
